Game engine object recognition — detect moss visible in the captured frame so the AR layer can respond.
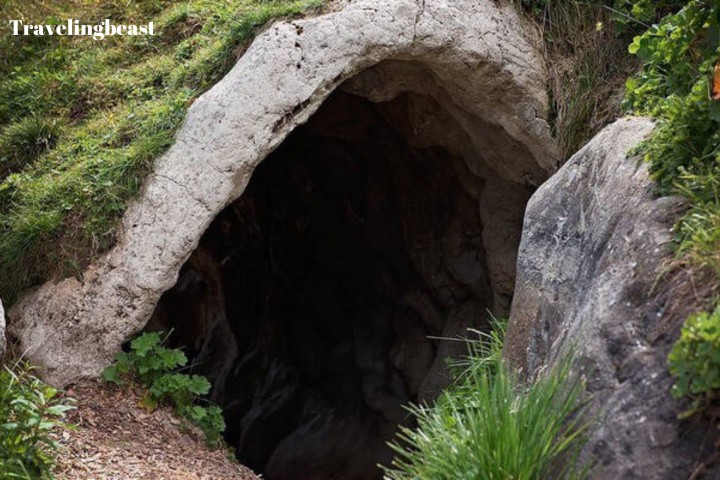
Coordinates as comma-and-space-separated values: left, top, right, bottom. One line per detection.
0, 0, 324, 300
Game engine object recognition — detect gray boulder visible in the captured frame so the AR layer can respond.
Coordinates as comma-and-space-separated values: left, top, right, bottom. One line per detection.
504, 117, 713, 479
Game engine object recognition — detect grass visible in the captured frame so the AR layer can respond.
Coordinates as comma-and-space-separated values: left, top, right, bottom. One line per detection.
516, 1, 690, 159
0, 0, 324, 301
382, 324, 589, 480
515, 1, 639, 159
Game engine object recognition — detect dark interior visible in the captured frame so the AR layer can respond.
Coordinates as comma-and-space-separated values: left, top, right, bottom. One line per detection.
147, 88, 525, 480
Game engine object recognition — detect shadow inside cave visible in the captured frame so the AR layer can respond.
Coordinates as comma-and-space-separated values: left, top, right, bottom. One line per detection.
146, 81, 533, 480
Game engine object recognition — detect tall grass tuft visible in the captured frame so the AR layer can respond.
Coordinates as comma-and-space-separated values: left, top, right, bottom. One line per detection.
0, 117, 63, 178
383, 324, 589, 480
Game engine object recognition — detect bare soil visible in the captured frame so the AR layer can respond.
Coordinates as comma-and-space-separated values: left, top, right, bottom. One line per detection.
53, 380, 259, 480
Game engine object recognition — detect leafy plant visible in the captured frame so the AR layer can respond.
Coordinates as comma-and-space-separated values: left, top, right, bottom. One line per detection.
611, 0, 687, 32
623, 0, 720, 271
669, 306, 720, 417
383, 323, 589, 480
102, 331, 225, 447
619, 0, 720, 422
102, 331, 186, 385
0, 362, 74, 479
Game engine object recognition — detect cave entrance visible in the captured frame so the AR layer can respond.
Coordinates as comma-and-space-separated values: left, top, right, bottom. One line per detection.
147, 66, 534, 479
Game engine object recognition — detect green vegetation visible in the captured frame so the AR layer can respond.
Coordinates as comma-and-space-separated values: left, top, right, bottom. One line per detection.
102, 331, 225, 447
513, 2, 692, 159
616, 0, 720, 418
624, 0, 720, 272
0, 0, 324, 301
516, 0, 636, 158
669, 306, 720, 417
383, 324, 589, 480
0, 362, 74, 479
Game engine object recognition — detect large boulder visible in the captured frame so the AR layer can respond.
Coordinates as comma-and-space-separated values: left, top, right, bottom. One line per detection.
9, 0, 555, 387
504, 117, 711, 479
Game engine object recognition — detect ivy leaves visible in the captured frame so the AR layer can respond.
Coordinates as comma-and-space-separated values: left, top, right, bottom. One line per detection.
623, 0, 720, 419
624, 0, 720, 273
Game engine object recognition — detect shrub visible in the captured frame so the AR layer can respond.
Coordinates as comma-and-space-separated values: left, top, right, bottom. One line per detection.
383, 324, 589, 480
623, 0, 720, 271
102, 331, 225, 447
669, 306, 720, 416
0, 362, 74, 479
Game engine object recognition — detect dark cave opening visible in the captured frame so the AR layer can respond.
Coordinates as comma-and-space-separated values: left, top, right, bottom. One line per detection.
147, 86, 532, 480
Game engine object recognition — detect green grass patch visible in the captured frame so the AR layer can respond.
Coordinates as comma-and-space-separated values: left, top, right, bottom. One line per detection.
383, 324, 589, 480
0, 0, 324, 301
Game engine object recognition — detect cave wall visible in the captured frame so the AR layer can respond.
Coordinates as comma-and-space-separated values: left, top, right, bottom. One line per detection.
148, 89, 527, 479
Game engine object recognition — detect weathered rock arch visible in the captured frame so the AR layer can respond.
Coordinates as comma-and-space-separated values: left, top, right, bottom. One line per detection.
10, 0, 555, 387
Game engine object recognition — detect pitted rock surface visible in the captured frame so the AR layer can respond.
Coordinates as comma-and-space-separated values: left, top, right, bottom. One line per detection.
504, 117, 712, 480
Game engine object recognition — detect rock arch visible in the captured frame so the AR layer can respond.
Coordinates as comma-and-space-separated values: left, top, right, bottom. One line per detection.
10, 0, 555, 390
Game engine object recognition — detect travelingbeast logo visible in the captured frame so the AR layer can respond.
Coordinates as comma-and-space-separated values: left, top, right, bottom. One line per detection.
8, 19, 154, 40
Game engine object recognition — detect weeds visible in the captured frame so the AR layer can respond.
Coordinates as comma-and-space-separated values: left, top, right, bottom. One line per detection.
0, 117, 63, 178
615, 0, 720, 426
383, 323, 589, 480
669, 306, 720, 417
0, 361, 74, 479
102, 331, 225, 447
515, 1, 639, 159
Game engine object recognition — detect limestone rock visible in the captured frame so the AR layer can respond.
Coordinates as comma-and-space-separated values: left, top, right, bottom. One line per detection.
9, 0, 555, 387
504, 117, 705, 479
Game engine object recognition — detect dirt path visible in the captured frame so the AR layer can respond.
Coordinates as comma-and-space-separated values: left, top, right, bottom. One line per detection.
53, 381, 259, 480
